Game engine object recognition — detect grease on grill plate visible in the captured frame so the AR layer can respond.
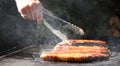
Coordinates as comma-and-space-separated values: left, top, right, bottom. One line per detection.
40, 40, 110, 63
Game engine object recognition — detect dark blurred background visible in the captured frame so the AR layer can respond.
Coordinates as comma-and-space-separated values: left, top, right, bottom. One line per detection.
0, 0, 120, 55
41, 0, 120, 38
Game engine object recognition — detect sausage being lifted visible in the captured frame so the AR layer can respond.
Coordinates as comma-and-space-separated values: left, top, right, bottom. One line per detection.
40, 40, 109, 62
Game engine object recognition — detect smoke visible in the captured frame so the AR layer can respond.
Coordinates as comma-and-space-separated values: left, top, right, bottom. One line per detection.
0, 0, 49, 53
39, 1, 120, 63
0, 0, 119, 57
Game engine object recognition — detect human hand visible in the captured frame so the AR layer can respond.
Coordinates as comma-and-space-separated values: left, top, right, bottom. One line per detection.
15, 0, 43, 24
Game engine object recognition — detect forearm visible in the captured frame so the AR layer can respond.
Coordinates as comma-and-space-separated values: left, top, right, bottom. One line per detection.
15, 0, 40, 7
15, 0, 40, 2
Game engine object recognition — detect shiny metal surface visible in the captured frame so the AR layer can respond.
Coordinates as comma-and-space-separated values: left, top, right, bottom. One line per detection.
43, 19, 68, 40
43, 10, 84, 40
43, 10, 85, 35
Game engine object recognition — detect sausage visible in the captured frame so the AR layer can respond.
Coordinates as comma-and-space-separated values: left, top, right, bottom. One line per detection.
40, 40, 109, 62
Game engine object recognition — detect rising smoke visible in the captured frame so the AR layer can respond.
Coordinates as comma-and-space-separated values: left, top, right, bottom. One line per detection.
0, 0, 120, 57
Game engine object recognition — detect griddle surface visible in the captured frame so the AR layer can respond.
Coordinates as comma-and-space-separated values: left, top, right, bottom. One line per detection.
0, 43, 120, 66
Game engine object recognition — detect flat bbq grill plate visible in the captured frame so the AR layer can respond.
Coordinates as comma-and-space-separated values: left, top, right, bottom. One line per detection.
0, 40, 120, 66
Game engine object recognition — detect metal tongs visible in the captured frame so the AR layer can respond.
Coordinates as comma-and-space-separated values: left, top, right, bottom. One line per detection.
43, 19, 68, 40
42, 9, 84, 41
